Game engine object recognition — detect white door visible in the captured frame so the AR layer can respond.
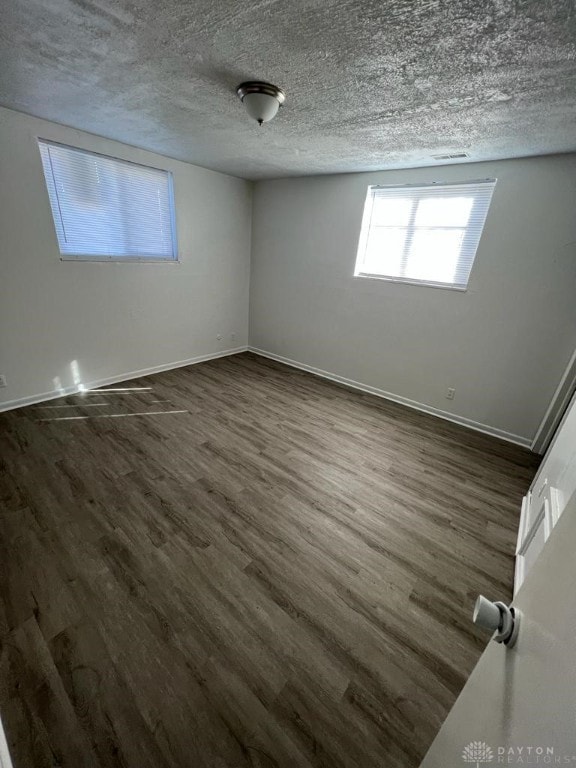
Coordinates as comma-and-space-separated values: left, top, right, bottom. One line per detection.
514, 489, 558, 594
513, 390, 576, 594
420, 488, 576, 767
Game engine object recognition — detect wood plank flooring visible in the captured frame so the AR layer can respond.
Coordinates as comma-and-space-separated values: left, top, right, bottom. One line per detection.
0, 352, 539, 768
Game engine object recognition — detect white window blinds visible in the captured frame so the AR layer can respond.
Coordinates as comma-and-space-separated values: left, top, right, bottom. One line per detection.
354, 179, 496, 289
38, 140, 178, 261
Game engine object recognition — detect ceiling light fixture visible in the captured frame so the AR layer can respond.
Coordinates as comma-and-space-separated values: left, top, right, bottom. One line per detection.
236, 81, 286, 126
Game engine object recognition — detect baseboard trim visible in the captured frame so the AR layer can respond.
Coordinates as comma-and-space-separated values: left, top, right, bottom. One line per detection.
248, 347, 533, 449
2, 345, 534, 449
0, 346, 248, 413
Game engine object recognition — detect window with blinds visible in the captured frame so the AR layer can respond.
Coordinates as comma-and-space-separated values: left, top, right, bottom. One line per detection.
354, 179, 496, 289
38, 140, 178, 261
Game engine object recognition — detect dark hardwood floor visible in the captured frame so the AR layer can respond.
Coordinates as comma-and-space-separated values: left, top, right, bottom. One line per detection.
0, 352, 539, 768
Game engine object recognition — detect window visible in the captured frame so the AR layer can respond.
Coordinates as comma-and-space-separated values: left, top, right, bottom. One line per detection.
38, 139, 178, 261
354, 179, 496, 290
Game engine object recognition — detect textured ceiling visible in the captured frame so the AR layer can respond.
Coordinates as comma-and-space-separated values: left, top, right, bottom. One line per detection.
1, 0, 575, 179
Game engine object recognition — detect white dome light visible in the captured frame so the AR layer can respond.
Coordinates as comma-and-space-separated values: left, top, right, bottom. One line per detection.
236, 81, 286, 126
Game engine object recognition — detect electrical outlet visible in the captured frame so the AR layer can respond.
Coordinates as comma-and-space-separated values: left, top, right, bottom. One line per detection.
231, 332, 237, 342
446, 387, 455, 400
0, 375, 6, 388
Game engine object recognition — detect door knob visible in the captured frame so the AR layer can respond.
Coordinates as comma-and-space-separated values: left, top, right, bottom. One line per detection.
473, 595, 520, 648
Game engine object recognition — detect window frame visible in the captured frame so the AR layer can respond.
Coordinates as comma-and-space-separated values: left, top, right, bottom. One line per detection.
37, 138, 180, 264
354, 179, 496, 291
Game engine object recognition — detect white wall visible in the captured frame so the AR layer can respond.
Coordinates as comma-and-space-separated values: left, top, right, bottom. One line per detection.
249, 156, 576, 445
2, 107, 575, 444
0, 107, 252, 408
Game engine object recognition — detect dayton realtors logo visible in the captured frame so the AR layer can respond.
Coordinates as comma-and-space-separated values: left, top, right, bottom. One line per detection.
462, 742, 494, 767
462, 742, 576, 765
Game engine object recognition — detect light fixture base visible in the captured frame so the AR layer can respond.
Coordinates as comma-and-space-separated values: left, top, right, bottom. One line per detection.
236, 81, 286, 104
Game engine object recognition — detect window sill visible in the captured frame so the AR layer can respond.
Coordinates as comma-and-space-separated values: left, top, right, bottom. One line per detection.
60, 256, 180, 264
354, 272, 468, 292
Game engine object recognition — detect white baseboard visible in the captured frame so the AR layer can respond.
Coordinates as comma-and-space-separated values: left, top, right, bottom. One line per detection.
1, 344, 534, 449
0, 346, 248, 413
248, 346, 533, 449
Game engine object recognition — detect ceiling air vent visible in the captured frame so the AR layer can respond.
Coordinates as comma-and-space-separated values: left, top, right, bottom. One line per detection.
431, 152, 469, 160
